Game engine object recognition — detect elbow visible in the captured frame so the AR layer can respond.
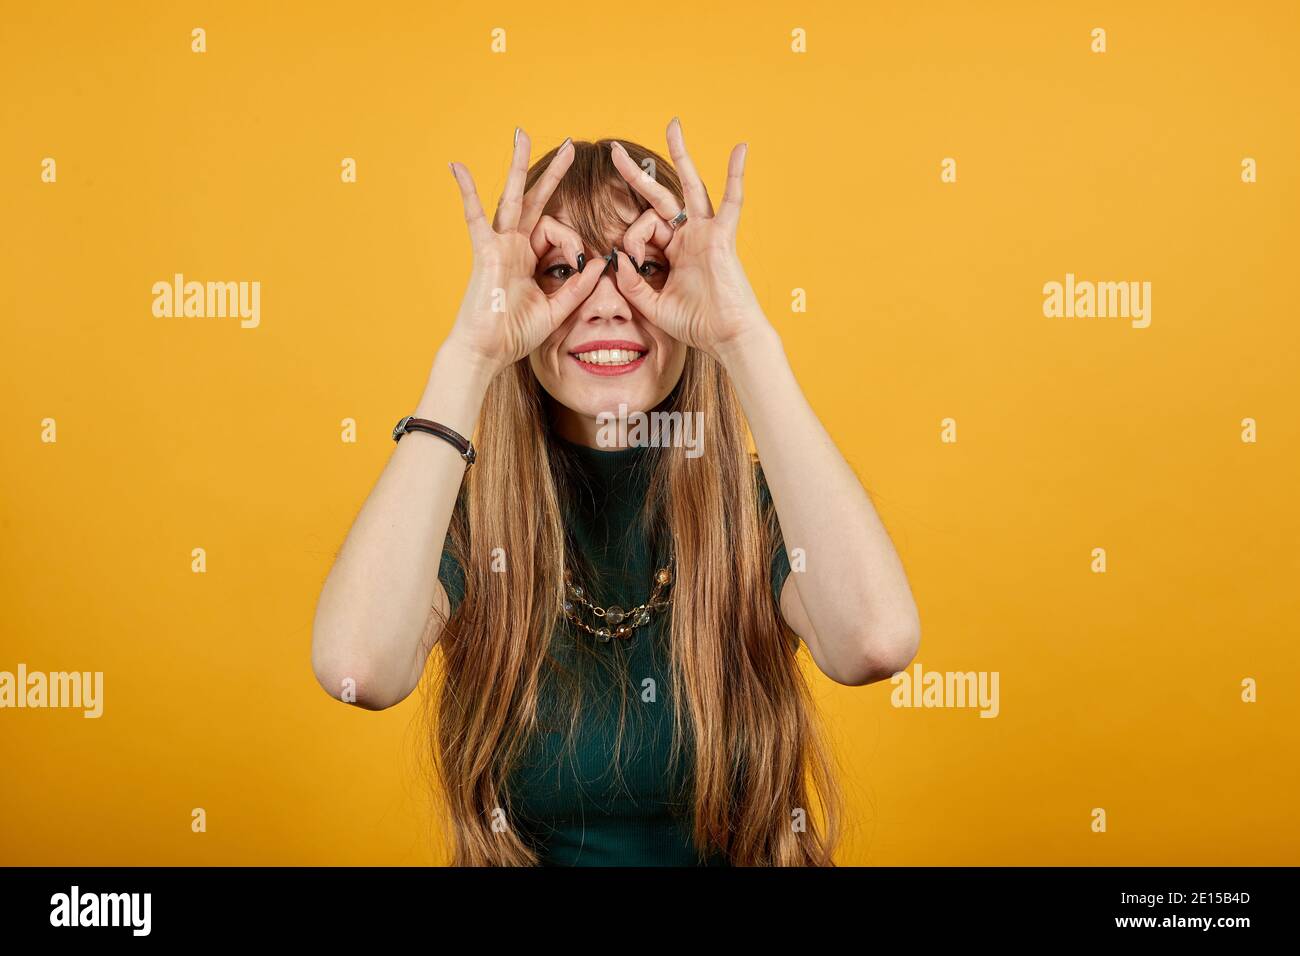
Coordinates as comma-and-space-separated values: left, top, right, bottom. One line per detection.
310, 636, 408, 712
834, 615, 921, 687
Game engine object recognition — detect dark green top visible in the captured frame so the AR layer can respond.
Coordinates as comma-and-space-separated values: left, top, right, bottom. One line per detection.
438, 438, 791, 866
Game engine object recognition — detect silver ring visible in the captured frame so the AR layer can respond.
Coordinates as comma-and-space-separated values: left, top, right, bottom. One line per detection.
667, 209, 687, 230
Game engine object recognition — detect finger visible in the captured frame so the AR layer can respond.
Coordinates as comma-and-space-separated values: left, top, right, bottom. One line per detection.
665, 116, 714, 218
611, 249, 661, 321
609, 140, 684, 223
621, 208, 675, 265
492, 126, 531, 232
546, 253, 607, 323
529, 214, 584, 270
448, 161, 493, 249
518, 138, 574, 234
715, 143, 747, 231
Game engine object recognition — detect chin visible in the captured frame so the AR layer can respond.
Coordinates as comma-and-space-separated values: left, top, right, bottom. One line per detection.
529, 350, 683, 425
570, 380, 664, 419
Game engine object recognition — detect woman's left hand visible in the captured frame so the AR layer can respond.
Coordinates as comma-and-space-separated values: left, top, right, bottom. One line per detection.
607, 118, 772, 362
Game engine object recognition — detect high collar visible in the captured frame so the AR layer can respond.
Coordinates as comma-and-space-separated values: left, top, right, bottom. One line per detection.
555, 435, 652, 493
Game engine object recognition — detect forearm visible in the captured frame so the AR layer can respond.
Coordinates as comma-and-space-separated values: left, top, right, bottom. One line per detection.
718, 322, 920, 678
311, 342, 493, 708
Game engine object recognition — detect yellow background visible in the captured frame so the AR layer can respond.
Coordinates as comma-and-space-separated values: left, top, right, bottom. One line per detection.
2, 1, 1297, 865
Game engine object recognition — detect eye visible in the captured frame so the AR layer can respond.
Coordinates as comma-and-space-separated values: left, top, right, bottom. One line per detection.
637, 258, 667, 279
544, 262, 577, 282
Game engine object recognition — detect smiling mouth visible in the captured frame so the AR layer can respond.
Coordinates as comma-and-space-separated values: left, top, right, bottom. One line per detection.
569, 343, 648, 376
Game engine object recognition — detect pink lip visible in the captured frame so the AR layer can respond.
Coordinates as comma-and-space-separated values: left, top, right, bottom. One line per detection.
569, 339, 649, 377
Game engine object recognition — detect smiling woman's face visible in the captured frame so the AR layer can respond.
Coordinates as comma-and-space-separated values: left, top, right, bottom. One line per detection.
527, 191, 687, 447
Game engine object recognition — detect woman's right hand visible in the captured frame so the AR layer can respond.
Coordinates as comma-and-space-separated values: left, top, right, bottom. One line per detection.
444, 129, 602, 375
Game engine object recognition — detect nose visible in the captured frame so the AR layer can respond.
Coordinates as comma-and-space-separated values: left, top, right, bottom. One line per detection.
575, 258, 632, 324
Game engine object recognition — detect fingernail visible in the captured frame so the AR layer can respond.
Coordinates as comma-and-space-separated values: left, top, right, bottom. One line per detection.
560, 136, 573, 152
609, 247, 618, 272
447, 161, 456, 175
514, 126, 520, 147
610, 140, 624, 154
577, 252, 586, 271
628, 254, 640, 272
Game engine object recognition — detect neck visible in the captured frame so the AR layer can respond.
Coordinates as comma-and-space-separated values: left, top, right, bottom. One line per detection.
548, 393, 682, 450
549, 401, 632, 450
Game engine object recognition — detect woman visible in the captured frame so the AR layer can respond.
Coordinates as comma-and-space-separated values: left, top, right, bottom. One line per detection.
311, 118, 920, 866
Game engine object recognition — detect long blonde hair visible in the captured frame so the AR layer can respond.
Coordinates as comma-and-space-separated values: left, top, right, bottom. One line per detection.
425, 138, 842, 866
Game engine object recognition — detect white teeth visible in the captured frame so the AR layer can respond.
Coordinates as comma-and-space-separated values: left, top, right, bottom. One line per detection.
573, 349, 645, 366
